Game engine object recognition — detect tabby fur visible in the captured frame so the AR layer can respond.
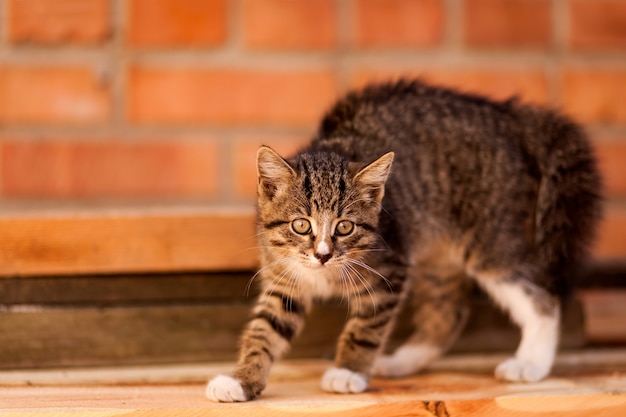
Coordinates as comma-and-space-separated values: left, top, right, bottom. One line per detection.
207, 79, 601, 402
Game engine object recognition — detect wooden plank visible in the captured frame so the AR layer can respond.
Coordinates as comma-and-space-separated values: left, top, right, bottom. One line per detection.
0, 297, 585, 370
1, 393, 625, 417
577, 289, 626, 342
0, 303, 346, 369
0, 273, 254, 305
0, 304, 247, 369
0, 359, 625, 415
0, 207, 258, 277
575, 261, 626, 288
2, 350, 626, 386
0, 203, 624, 278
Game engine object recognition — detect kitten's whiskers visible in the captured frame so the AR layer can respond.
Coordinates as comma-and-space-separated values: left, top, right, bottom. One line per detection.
244, 249, 295, 297
342, 261, 377, 314
336, 264, 362, 315
347, 257, 394, 293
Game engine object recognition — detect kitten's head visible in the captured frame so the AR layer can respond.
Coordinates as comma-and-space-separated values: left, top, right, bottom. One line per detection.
256, 146, 394, 273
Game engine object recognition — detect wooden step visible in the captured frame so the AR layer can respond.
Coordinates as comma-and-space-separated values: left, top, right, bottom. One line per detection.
0, 203, 624, 372
0, 272, 593, 369
1, 354, 625, 416
0, 202, 625, 277
0, 204, 258, 276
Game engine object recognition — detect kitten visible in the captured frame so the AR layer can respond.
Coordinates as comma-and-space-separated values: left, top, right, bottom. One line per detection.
207, 79, 601, 402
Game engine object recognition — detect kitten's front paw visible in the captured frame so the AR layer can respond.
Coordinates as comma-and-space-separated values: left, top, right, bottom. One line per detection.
206, 375, 248, 402
495, 358, 550, 382
321, 367, 368, 394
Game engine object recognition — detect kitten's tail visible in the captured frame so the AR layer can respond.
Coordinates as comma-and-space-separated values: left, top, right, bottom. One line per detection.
533, 113, 602, 292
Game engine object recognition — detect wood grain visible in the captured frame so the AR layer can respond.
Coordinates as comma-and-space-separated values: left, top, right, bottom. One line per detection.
0, 273, 253, 305
578, 289, 626, 342
0, 292, 586, 369
0, 303, 345, 369
1, 204, 623, 278
0, 207, 258, 276
1, 359, 625, 416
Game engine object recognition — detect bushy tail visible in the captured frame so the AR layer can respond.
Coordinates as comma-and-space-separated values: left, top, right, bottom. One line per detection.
533, 115, 602, 292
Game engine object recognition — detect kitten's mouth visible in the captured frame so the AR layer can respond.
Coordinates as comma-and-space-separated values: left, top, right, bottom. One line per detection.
308, 261, 327, 269
304, 256, 331, 269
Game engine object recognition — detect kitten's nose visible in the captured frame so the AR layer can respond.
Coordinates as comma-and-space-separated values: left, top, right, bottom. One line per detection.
315, 252, 332, 265
315, 240, 332, 265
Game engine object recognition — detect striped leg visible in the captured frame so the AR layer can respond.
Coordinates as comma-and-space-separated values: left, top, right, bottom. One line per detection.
321, 263, 406, 394
206, 287, 309, 402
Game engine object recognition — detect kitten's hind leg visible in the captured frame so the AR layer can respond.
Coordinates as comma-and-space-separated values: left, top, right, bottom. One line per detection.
473, 270, 559, 382
372, 270, 470, 378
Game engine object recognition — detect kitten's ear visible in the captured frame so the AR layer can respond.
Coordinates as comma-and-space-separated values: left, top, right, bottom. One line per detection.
354, 152, 394, 204
256, 146, 296, 200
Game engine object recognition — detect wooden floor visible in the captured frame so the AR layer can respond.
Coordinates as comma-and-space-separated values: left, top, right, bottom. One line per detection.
2, 350, 626, 416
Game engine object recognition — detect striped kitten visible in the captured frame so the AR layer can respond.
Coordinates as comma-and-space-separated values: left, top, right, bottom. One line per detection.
207, 80, 601, 402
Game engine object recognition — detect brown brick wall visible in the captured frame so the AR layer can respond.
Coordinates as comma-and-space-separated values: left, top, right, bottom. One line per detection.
0, 0, 624, 259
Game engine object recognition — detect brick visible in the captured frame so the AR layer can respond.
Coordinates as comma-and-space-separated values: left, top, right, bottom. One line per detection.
351, 68, 550, 104
569, 0, 626, 50
463, 0, 551, 48
8, 0, 110, 44
561, 68, 626, 124
232, 136, 310, 199
353, 0, 445, 47
0, 66, 110, 125
127, 0, 226, 48
243, 0, 337, 50
593, 205, 626, 260
1, 139, 219, 199
127, 66, 337, 127
594, 138, 626, 198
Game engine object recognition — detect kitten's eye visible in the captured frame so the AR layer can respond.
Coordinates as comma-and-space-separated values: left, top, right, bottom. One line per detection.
335, 220, 354, 236
292, 218, 312, 235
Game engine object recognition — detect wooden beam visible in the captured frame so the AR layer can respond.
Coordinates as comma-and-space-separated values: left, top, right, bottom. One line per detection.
0, 286, 586, 369
0, 273, 253, 305
0, 206, 258, 277
0, 303, 343, 369
0, 203, 624, 277
577, 289, 626, 342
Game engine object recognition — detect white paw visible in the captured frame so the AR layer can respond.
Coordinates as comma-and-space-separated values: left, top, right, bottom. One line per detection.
495, 358, 550, 382
206, 375, 247, 402
321, 367, 368, 393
